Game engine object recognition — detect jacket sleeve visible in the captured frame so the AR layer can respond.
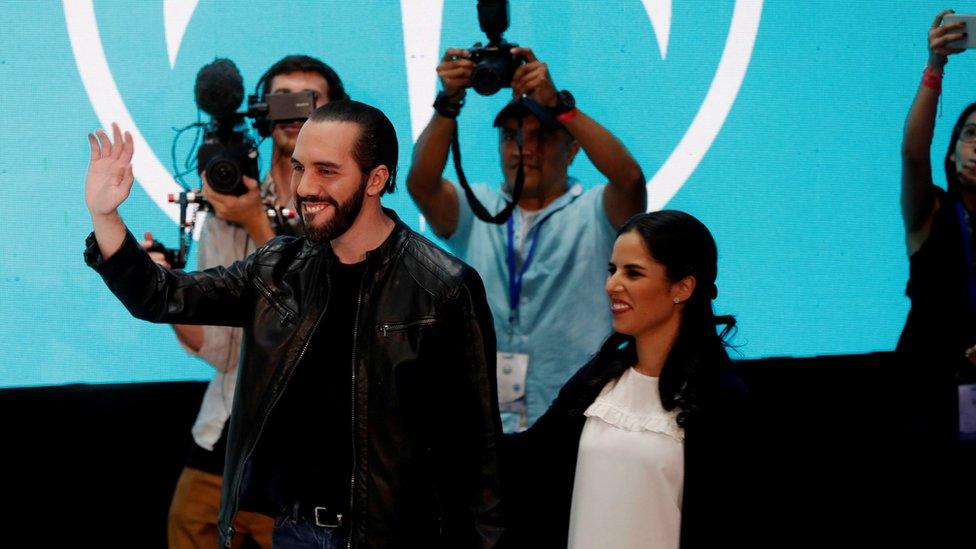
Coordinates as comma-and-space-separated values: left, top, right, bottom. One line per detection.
445, 266, 505, 548
84, 230, 255, 327
498, 361, 593, 549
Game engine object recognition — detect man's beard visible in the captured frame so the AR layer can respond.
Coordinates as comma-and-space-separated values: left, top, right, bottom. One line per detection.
298, 179, 367, 243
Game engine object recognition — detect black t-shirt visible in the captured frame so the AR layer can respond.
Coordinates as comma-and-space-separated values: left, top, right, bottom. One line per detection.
256, 258, 366, 514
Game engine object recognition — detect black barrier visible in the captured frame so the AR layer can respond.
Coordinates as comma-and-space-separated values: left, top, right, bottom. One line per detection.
1, 353, 974, 547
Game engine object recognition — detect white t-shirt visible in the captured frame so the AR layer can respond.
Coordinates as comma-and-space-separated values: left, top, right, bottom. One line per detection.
568, 367, 685, 549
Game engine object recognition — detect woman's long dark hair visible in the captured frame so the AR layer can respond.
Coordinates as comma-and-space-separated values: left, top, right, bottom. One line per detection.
943, 101, 976, 200
585, 210, 736, 428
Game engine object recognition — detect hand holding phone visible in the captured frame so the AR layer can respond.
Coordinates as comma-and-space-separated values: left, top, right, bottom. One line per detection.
943, 14, 976, 49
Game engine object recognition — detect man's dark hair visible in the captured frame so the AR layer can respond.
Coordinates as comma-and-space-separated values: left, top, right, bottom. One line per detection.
256, 55, 349, 102
309, 101, 399, 194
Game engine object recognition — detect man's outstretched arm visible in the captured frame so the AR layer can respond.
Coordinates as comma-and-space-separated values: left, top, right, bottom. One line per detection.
406, 48, 471, 238
511, 47, 646, 227
84, 124, 254, 327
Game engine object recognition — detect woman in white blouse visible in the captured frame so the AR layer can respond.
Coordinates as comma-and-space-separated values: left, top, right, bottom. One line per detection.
501, 211, 750, 549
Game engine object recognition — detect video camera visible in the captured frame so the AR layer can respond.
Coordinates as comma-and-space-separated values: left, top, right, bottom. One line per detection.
155, 58, 313, 268
468, 0, 524, 96
194, 58, 315, 195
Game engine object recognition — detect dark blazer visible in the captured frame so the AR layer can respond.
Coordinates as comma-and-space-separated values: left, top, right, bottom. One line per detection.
500, 347, 753, 548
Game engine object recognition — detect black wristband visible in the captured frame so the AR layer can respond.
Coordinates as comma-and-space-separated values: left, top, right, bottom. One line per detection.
433, 91, 464, 119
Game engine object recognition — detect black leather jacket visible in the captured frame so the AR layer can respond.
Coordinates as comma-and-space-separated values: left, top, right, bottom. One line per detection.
85, 211, 504, 548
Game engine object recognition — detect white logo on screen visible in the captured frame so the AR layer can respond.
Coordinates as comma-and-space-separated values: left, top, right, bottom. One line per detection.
64, 0, 763, 222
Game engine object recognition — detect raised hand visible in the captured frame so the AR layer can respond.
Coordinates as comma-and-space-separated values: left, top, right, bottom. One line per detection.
510, 47, 558, 108
201, 173, 275, 245
202, 174, 265, 226
437, 48, 474, 99
85, 122, 134, 217
928, 10, 967, 67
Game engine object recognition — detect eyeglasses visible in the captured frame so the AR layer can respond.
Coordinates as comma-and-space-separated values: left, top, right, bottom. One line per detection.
960, 124, 976, 144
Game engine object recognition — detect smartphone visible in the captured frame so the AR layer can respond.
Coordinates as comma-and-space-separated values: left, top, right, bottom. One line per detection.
943, 14, 976, 49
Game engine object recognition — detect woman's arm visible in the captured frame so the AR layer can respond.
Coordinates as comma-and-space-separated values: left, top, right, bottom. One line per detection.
902, 10, 966, 253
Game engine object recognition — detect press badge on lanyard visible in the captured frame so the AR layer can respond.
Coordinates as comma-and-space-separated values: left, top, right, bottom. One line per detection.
497, 352, 529, 416
497, 213, 548, 431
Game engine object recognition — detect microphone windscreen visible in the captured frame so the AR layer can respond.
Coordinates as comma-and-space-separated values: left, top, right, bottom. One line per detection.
194, 58, 244, 118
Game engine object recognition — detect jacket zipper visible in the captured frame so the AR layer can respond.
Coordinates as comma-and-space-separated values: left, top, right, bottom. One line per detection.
378, 317, 439, 337
348, 274, 366, 549
253, 276, 296, 324
225, 272, 330, 547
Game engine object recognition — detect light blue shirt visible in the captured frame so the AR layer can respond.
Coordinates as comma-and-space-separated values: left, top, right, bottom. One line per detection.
447, 180, 617, 431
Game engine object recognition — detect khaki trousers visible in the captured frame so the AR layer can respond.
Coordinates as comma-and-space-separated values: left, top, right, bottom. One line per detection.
168, 466, 273, 549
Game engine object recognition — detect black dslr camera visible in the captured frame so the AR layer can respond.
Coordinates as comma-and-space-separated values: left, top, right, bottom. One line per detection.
468, 0, 524, 96
194, 58, 315, 195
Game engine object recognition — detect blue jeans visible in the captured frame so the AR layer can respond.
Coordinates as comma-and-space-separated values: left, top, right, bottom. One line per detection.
272, 512, 349, 549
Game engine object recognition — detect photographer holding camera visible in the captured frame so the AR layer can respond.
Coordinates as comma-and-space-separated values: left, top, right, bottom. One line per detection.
144, 54, 348, 549
407, 43, 646, 431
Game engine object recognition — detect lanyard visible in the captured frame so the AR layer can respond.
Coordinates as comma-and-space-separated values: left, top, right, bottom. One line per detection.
506, 213, 549, 333
954, 201, 976, 313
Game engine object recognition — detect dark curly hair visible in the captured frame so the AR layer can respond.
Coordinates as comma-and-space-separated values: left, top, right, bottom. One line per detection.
255, 54, 349, 103
583, 210, 736, 428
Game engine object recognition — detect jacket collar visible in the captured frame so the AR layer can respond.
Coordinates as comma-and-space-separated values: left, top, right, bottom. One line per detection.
300, 207, 409, 269
363, 208, 409, 268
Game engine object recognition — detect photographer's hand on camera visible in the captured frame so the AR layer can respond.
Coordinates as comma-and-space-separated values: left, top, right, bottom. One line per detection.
201, 173, 275, 246
507, 47, 645, 227
405, 48, 477, 236
435, 48, 474, 117
510, 47, 557, 108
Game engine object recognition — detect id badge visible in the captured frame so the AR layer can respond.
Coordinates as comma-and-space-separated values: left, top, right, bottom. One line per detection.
497, 352, 529, 404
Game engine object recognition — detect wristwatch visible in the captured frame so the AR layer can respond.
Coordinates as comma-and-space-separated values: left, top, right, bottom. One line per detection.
551, 90, 577, 123
433, 90, 465, 119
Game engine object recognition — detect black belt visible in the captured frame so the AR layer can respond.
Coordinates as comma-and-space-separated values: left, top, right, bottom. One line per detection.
283, 502, 345, 528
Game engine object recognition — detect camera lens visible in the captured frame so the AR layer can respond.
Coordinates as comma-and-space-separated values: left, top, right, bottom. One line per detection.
472, 64, 504, 96
207, 157, 242, 194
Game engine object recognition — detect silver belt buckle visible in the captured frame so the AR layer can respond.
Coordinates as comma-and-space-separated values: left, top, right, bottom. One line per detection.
314, 506, 342, 528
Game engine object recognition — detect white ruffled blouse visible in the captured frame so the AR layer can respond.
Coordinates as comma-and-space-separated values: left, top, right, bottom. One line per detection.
567, 367, 685, 549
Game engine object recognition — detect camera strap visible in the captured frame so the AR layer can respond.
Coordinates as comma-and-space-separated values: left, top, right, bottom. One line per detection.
450, 117, 524, 224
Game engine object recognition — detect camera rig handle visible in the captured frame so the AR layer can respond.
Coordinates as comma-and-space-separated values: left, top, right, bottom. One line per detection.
146, 190, 202, 269
146, 239, 187, 270
154, 191, 300, 268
